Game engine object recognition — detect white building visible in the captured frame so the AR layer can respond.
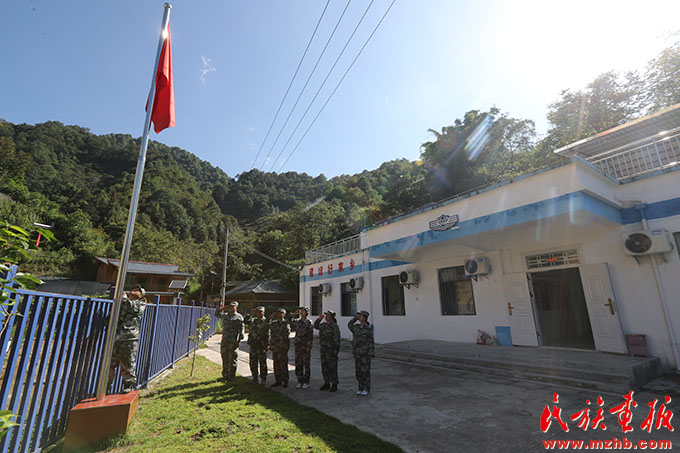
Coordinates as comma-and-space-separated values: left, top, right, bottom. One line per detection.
300, 105, 680, 372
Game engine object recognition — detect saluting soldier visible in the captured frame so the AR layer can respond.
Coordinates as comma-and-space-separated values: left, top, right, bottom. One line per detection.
348, 310, 375, 396
246, 306, 270, 384
215, 301, 244, 382
314, 310, 341, 392
268, 308, 291, 388
108, 285, 147, 393
290, 307, 313, 389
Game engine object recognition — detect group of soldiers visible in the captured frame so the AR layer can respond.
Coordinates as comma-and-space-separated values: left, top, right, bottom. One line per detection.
216, 301, 375, 395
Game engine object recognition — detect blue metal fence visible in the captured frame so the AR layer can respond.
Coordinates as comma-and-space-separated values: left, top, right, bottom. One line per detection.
0, 289, 217, 453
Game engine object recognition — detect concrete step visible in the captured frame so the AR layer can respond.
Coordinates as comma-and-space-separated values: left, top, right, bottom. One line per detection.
377, 346, 662, 393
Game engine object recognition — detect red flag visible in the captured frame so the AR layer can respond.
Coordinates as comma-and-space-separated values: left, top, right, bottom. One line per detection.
146, 27, 175, 133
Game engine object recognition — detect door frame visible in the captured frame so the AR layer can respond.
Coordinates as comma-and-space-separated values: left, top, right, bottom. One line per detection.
527, 264, 596, 349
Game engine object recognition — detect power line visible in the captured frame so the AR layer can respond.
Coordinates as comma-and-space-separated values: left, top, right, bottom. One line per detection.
268, 0, 376, 171
230, 235, 299, 272
256, 0, 354, 170
250, 0, 331, 170
278, 0, 397, 172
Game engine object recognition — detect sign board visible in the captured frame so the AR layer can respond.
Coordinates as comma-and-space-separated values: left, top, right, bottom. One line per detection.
429, 214, 460, 231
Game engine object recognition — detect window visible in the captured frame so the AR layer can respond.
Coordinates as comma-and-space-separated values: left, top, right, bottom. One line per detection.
311, 286, 322, 316
136, 276, 147, 286
341, 282, 357, 317
438, 266, 476, 316
526, 249, 579, 269
382, 275, 405, 316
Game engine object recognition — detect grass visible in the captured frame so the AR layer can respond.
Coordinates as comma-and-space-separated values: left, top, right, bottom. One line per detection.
91, 355, 402, 452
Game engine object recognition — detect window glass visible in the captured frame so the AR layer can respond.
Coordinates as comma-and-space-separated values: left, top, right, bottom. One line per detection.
382, 275, 405, 316
311, 286, 322, 316
439, 266, 476, 316
341, 282, 357, 316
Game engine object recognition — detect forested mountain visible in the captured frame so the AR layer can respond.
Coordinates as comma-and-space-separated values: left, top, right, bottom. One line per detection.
1, 43, 678, 297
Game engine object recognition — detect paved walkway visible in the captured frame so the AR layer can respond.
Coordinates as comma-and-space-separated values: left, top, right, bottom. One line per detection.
197, 335, 680, 452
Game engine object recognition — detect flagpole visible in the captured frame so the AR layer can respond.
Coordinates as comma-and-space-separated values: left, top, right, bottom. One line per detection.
96, 3, 173, 401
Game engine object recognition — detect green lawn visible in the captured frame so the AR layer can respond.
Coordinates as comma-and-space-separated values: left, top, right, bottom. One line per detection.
97, 355, 402, 452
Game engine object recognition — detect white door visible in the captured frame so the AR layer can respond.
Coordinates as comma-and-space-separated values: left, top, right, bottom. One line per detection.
503, 273, 538, 346
579, 263, 627, 353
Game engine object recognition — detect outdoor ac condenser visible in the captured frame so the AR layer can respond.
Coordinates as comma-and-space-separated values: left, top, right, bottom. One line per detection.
399, 269, 419, 286
349, 276, 364, 291
464, 257, 490, 277
622, 229, 673, 256
318, 283, 332, 296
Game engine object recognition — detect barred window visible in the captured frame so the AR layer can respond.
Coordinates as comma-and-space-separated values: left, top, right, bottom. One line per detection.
382, 275, 405, 316
341, 282, 357, 317
438, 266, 475, 316
311, 286, 322, 316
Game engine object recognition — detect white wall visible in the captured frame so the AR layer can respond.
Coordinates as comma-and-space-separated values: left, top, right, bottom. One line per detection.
300, 165, 680, 369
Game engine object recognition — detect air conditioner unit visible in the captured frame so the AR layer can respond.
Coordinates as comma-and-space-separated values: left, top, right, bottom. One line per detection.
349, 276, 364, 291
622, 229, 673, 256
318, 283, 332, 296
464, 257, 490, 277
399, 269, 419, 286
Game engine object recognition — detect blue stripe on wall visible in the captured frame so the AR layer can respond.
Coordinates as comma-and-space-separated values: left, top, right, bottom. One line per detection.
300, 192, 680, 283
300, 263, 364, 283
369, 191, 623, 258
620, 197, 680, 224
299, 260, 412, 283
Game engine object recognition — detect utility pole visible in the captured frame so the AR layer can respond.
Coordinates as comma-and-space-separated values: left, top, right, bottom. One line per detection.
220, 226, 229, 306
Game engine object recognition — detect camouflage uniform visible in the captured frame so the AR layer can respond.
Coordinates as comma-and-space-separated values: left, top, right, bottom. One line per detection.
108, 294, 145, 392
216, 308, 244, 381
291, 317, 313, 384
348, 319, 375, 392
246, 315, 270, 381
314, 318, 341, 385
269, 319, 291, 384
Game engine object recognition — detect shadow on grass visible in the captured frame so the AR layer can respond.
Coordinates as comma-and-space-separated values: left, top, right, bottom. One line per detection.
147, 373, 403, 452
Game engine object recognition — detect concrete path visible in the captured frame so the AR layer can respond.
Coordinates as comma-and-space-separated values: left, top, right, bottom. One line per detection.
197, 335, 680, 452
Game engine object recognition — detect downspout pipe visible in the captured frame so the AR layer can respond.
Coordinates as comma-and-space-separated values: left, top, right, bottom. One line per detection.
635, 204, 680, 372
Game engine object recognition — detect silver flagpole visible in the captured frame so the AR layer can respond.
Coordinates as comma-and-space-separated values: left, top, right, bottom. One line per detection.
96, 3, 173, 400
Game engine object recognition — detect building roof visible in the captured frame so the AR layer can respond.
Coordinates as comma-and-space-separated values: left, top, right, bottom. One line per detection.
224, 280, 297, 297
95, 257, 194, 277
554, 103, 680, 159
38, 278, 112, 297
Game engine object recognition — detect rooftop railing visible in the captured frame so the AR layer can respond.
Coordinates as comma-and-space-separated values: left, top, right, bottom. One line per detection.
304, 234, 361, 265
588, 130, 680, 181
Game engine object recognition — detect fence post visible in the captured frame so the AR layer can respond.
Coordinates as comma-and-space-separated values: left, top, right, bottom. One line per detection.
144, 295, 161, 388
186, 300, 195, 356
170, 298, 182, 368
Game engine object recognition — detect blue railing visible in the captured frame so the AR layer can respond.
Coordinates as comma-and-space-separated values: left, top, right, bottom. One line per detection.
0, 289, 216, 453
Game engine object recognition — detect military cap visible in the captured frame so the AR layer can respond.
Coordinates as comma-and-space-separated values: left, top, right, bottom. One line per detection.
133, 285, 146, 297
227, 301, 239, 307
275, 307, 286, 313
324, 310, 336, 318
298, 306, 309, 312
358, 310, 370, 319
255, 306, 265, 311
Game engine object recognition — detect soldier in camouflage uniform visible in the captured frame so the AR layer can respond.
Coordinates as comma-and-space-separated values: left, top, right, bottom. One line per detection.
290, 307, 313, 389
268, 308, 291, 388
108, 285, 146, 393
348, 310, 375, 396
246, 306, 269, 384
314, 310, 341, 392
215, 301, 244, 382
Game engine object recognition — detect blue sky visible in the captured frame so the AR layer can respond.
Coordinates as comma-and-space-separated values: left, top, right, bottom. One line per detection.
1, 1, 679, 178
